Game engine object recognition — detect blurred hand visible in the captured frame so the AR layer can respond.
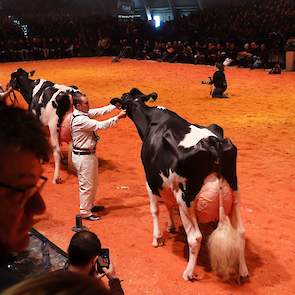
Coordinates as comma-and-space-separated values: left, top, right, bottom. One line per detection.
115, 102, 122, 109
117, 110, 127, 119
102, 261, 118, 280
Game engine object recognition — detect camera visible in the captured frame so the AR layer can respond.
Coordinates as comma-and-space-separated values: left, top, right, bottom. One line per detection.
96, 248, 110, 274
201, 76, 213, 85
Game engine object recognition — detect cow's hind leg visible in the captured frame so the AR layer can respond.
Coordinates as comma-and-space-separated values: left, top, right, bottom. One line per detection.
49, 122, 62, 184
146, 183, 164, 247
165, 204, 176, 233
176, 191, 201, 281
231, 190, 249, 280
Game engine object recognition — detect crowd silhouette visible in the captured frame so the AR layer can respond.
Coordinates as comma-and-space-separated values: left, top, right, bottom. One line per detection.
0, 0, 294, 68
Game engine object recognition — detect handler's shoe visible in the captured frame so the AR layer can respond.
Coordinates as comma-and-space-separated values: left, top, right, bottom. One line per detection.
91, 205, 105, 212
83, 214, 101, 221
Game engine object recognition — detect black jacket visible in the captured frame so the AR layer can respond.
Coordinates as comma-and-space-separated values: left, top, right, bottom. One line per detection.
0, 253, 23, 292
212, 70, 227, 90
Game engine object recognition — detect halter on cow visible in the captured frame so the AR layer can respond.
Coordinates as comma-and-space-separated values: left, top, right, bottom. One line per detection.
9, 68, 81, 184
111, 88, 249, 282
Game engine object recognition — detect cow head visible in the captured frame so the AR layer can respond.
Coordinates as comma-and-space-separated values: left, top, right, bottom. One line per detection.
9, 68, 35, 91
110, 88, 157, 114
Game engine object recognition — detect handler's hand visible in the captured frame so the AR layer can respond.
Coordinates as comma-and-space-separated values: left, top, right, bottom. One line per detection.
117, 110, 127, 119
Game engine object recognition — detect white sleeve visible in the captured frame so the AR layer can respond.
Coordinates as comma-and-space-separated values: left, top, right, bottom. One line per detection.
77, 115, 119, 131
88, 104, 116, 118
94, 116, 119, 130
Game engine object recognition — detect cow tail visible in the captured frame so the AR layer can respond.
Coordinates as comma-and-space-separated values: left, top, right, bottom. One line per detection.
207, 173, 242, 282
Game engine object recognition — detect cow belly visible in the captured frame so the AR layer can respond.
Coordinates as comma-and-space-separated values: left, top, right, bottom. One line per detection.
195, 173, 233, 223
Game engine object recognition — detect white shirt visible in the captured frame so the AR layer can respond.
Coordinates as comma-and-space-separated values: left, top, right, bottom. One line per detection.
71, 104, 118, 151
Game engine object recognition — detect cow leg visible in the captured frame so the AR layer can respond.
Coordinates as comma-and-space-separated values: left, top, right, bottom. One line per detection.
231, 190, 249, 279
48, 122, 62, 184
165, 204, 176, 233
146, 183, 164, 247
176, 191, 201, 281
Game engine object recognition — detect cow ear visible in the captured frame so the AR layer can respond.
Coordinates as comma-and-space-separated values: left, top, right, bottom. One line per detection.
148, 92, 157, 101
110, 98, 122, 107
29, 70, 35, 77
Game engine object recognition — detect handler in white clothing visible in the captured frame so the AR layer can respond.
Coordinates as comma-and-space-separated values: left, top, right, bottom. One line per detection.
71, 93, 126, 221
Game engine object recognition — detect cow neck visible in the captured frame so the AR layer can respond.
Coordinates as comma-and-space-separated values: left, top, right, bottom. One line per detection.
129, 104, 153, 141
19, 79, 34, 105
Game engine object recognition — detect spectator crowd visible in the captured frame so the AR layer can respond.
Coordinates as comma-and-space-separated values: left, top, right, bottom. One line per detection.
0, 0, 294, 69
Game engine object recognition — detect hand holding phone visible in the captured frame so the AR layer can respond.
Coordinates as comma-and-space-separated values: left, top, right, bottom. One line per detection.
96, 248, 110, 274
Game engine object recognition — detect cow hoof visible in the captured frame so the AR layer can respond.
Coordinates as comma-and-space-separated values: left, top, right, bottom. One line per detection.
182, 271, 197, 281
152, 237, 164, 247
167, 225, 176, 234
238, 275, 249, 284
53, 177, 63, 184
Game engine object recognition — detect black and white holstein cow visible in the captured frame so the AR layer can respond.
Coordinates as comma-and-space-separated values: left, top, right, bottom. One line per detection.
111, 88, 248, 282
9, 68, 80, 184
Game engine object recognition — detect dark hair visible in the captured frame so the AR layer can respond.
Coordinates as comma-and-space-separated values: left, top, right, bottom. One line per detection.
68, 230, 101, 267
0, 106, 51, 162
2, 271, 111, 295
215, 63, 224, 71
72, 92, 84, 108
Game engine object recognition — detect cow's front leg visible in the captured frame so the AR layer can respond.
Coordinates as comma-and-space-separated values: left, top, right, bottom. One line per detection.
146, 183, 164, 247
231, 190, 249, 279
176, 191, 201, 281
49, 123, 62, 184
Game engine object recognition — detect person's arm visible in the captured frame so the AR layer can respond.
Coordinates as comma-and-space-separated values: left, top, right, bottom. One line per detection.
88, 104, 117, 118
76, 110, 126, 132
102, 262, 124, 295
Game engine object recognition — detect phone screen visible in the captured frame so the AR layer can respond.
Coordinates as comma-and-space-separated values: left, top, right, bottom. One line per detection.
97, 248, 110, 273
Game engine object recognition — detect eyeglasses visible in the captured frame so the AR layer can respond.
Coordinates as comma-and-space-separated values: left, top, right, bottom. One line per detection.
0, 176, 48, 208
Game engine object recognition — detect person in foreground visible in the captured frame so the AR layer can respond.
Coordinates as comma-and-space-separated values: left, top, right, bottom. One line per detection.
71, 93, 126, 221
65, 230, 124, 294
2, 271, 112, 295
0, 106, 50, 291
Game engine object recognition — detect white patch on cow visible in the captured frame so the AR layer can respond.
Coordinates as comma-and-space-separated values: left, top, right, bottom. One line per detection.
39, 89, 61, 125
54, 84, 74, 92
178, 125, 216, 148
32, 109, 36, 115
39, 92, 44, 104
32, 79, 48, 97
156, 106, 166, 110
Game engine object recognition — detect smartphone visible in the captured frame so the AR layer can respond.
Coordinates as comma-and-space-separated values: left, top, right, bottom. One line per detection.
96, 248, 110, 273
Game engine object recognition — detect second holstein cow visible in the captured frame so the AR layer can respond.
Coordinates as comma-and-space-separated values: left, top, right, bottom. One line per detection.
111, 88, 248, 282
9, 68, 81, 183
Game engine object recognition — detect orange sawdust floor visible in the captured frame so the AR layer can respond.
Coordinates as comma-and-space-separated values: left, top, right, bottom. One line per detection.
1, 57, 295, 295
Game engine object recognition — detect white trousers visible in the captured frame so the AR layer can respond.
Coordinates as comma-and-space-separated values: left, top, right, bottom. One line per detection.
72, 153, 98, 217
